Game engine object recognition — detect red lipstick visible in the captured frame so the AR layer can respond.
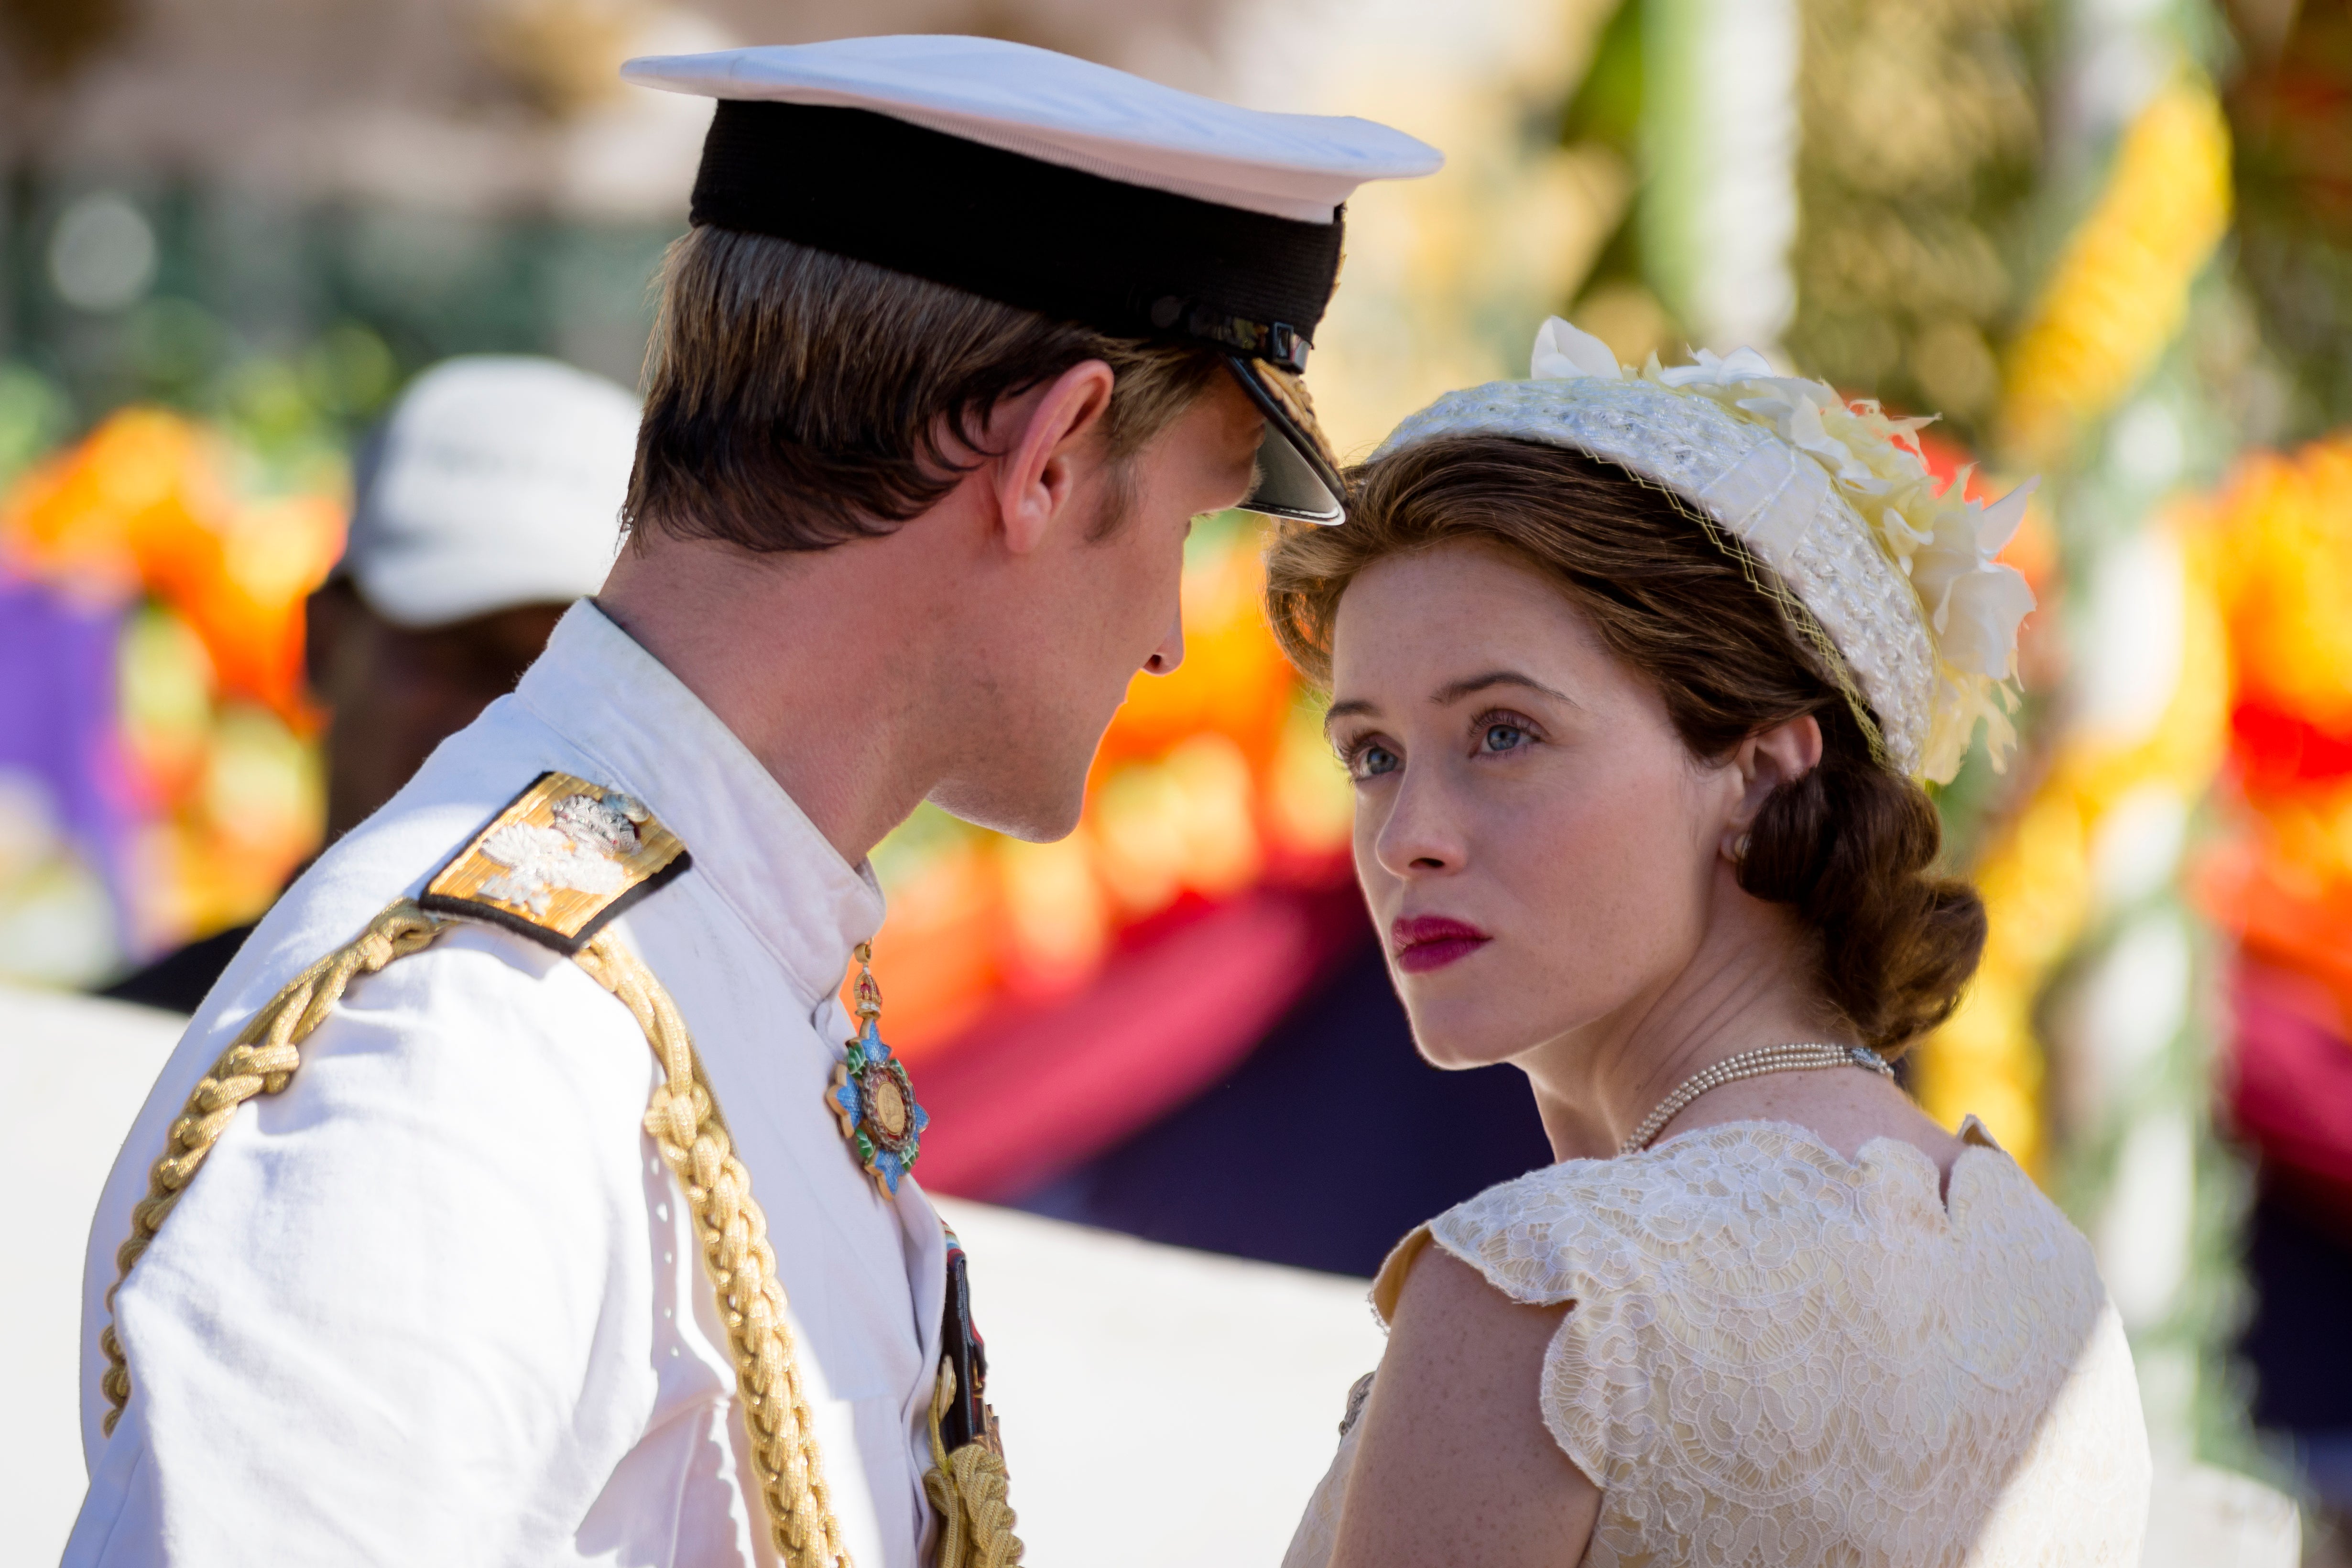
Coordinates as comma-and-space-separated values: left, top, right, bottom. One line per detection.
1391, 916, 1491, 973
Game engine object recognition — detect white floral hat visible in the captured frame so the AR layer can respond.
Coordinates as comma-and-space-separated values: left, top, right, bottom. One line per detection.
1368, 318, 2038, 783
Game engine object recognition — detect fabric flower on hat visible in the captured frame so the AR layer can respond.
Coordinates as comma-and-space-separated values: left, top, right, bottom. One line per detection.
1529, 319, 2036, 782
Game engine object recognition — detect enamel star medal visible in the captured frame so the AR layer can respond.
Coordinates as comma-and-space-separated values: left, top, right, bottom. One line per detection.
830, 943, 929, 1196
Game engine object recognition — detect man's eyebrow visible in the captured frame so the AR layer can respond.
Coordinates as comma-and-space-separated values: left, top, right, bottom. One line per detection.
1431, 670, 1576, 707
1321, 697, 1378, 733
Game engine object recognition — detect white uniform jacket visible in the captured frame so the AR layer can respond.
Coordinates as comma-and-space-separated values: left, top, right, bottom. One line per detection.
67, 602, 948, 1567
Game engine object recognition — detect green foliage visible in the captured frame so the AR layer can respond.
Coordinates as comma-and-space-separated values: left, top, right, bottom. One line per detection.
2227, 3, 2352, 441
1561, 0, 1643, 153
1786, 0, 2047, 437
0, 361, 69, 490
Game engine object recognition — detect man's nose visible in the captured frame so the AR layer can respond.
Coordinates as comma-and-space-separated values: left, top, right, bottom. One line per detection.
1143, 607, 1185, 676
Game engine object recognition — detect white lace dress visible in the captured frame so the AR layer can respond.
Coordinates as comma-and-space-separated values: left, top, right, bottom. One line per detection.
1283, 1120, 2150, 1568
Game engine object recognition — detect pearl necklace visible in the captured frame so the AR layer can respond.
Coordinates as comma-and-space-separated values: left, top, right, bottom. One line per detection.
1618, 1041, 1895, 1157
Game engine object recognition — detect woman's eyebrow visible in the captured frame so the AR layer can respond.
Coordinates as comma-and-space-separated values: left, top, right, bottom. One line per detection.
1431, 670, 1576, 707
1322, 697, 1378, 733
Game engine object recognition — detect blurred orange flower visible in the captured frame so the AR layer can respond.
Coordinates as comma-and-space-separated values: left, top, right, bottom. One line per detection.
1, 409, 343, 726
1, 408, 345, 951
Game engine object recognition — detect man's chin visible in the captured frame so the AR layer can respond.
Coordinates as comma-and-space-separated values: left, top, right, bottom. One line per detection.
926, 777, 1087, 844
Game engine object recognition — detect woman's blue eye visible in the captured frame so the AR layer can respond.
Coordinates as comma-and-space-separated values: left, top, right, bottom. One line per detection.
1355, 744, 1399, 778
1483, 724, 1526, 752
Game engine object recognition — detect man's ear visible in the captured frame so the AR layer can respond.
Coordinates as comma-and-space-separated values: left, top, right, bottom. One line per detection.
991, 359, 1116, 555
1724, 712, 1823, 843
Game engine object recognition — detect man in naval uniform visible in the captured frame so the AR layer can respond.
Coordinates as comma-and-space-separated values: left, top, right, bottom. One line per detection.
66, 34, 1438, 1568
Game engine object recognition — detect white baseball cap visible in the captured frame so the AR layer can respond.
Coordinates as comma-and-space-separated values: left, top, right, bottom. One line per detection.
343, 356, 642, 628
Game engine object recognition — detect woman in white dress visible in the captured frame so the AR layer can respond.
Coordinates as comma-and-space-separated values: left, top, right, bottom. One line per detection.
1267, 321, 2150, 1567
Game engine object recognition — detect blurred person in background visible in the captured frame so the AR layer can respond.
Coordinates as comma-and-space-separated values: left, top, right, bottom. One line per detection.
98, 355, 639, 1014
66, 36, 1438, 1568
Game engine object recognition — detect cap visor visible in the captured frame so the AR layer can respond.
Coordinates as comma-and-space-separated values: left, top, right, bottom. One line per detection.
1226, 356, 1344, 524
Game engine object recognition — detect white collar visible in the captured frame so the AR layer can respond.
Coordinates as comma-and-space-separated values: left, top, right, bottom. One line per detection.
513, 599, 886, 1004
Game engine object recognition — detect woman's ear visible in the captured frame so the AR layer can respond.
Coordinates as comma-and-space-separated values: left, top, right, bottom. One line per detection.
1721, 712, 1822, 855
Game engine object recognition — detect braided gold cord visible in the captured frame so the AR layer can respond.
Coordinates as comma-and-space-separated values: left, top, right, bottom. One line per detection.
924, 1361, 1024, 1568
98, 899, 455, 1435
92, 896, 944, 1568
572, 932, 851, 1568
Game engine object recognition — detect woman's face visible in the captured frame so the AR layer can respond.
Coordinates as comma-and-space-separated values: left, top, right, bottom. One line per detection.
1326, 539, 1742, 1069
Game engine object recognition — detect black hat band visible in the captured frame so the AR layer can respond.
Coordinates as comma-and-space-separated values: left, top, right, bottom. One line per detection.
689, 100, 1344, 373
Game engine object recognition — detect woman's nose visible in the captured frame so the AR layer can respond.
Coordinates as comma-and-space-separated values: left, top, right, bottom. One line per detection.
1370, 770, 1463, 878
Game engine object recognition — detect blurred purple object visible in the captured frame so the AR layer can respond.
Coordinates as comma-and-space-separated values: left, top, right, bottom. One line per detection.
0, 567, 132, 939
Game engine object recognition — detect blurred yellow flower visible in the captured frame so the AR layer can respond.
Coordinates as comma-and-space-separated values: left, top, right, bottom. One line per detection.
1998, 81, 2232, 464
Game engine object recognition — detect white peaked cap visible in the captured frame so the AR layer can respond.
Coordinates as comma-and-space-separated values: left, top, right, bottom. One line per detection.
619, 35, 1441, 523
621, 35, 1443, 224
344, 357, 641, 629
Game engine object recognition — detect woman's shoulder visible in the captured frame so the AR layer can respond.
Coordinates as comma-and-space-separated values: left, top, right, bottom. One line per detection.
1372, 1118, 2137, 1528
1388, 1117, 2098, 1321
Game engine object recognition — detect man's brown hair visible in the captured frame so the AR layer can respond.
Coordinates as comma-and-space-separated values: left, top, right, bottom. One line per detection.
624, 226, 1229, 551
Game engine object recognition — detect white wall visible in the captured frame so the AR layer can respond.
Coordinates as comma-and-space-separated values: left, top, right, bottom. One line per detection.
0, 988, 184, 1568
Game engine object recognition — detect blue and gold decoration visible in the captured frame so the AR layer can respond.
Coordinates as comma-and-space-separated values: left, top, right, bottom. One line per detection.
830, 942, 929, 1196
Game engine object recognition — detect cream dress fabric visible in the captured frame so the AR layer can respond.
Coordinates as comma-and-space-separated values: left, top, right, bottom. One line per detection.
1283, 1120, 2150, 1568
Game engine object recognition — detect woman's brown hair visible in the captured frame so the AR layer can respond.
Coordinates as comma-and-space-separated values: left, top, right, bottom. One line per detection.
1265, 433, 1985, 1056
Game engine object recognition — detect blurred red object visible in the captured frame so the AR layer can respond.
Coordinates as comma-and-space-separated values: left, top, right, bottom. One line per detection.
910, 877, 1363, 1199
2228, 957, 2352, 1236
2232, 701, 2352, 791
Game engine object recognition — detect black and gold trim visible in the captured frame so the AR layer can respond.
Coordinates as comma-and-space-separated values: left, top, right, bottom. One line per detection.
422, 771, 690, 955
1226, 355, 1345, 523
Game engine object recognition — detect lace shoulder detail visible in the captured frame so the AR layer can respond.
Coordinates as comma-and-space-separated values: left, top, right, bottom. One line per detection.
1424, 1121, 2150, 1568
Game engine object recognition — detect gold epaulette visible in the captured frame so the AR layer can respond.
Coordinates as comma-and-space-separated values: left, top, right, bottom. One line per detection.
421, 771, 690, 954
